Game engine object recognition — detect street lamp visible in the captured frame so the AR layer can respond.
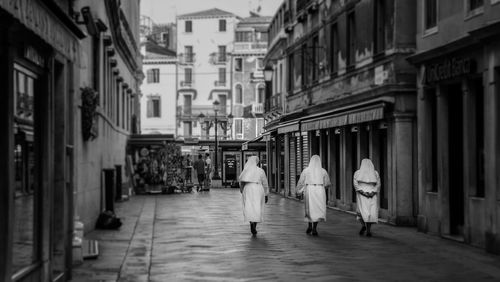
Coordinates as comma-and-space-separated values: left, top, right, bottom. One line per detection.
263, 65, 273, 82
197, 100, 234, 181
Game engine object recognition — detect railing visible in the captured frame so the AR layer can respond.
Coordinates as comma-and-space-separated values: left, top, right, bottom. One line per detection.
234, 42, 268, 51
251, 71, 264, 80
178, 53, 196, 64
180, 80, 194, 87
252, 103, 264, 114
210, 52, 228, 64
266, 93, 282, 112
177, 105, 230, 117
214, 80, 227, 87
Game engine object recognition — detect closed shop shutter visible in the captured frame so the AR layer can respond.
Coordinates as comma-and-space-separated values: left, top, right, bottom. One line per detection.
295, 135, 302, 195
289, 134, 296, 193
302, 133, 309, 170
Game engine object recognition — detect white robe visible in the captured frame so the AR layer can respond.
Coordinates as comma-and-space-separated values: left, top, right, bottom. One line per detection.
239, 157, 269, 223
353, 170, 381, 223
297, 166, 331, 222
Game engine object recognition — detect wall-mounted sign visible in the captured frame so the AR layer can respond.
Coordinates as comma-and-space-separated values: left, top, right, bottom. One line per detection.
424, 57, 476, 85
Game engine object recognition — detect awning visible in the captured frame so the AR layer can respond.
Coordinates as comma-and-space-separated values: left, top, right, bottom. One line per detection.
242, 132, 270, 150
301, 104, 385, 131
277, 122, 300, 134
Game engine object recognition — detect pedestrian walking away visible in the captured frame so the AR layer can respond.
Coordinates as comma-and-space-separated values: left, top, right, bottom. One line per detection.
193, 154, 206, 192
239, 156, 269, 236
353, 158, 381, 237
296, 155, 331, 236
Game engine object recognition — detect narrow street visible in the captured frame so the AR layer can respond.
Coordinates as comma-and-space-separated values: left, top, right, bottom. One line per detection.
70, 189, 500, 282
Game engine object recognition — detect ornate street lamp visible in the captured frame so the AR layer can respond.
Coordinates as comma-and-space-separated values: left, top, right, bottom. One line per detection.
263, 65, 274, 82
197, 100, 234, 181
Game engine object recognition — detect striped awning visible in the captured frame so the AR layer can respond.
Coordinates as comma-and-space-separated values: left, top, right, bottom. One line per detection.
301, 104, 385, 131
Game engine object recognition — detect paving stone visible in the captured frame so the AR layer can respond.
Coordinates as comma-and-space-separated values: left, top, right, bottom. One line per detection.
71, 189, 500, 281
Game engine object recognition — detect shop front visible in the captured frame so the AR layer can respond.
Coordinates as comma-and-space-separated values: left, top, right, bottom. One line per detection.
0, 1, 84, 281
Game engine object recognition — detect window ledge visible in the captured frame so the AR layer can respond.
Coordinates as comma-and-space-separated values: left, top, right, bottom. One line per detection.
465, 7, 484, 21
423, 26, 438, 38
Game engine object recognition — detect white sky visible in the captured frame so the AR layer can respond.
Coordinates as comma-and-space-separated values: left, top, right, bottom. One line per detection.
141, 0, 283, 24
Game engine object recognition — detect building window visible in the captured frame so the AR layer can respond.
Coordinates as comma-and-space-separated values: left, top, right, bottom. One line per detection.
374, 0, 386, 54
235, 119, 243, 139
218, 45, 226, 62
218, 94, 227, 114
183, 121, 192, 136
469, 0, 484, 11
347, 11, 356, 67
185, 46, 193, 62
235, 84, 243, 104
424, 0, 437, 30
218, 68, 226, 83
235, 58, 243, 72
146, 68, 160, 83
301, 44, 308, 87
219, 19, 226, 31
235, 31, 253, 42
147, 96, 161, 118
161, 32, 169, 46
257, 84, 265, 103
185, 20, 192, 32
312, 35, 319, 82
184, 68, 192, 83
183, 95, 192, 115
329, 23, 339, 74
287, 53, 294, 91
257, 58, 264, 70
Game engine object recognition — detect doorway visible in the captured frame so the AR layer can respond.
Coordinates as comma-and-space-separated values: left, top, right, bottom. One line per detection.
448, 84, 464, 236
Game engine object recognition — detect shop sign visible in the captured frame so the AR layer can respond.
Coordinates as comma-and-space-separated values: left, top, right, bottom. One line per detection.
424, 57, 476, 85
24, 45, 45, 67
0, 0, 77, 60
225, 155, 237, 181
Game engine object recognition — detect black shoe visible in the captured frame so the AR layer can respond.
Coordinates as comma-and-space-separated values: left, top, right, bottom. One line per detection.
306, 227, 312, 234
366, 232, 372, 237
359, 226, 366, 236
250, 223, 257, 235
312, 230, 318, 236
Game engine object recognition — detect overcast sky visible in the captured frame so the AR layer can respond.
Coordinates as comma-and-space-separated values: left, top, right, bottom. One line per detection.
141, 0, 283, 24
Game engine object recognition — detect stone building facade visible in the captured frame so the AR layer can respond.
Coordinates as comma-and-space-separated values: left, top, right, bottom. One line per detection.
408, 0, 500, 254
264, 0, 417, 225
0, 0, 142, 280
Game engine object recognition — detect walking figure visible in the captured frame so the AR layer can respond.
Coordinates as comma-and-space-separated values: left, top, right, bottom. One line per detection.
239, 156, 269, 236
353, 158, 381, 237
193, 154, 206, 192
296, 155, 331, 236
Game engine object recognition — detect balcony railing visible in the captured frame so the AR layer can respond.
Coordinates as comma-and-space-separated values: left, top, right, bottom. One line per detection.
178, 53, 196, 64
180, 80, 194, 87
234, 42, 268, 51
210, 52, 228, 64
252, 103, 264, 114
177, 105, 230, 118
214, 80, 227, 87
250, 71, 264, 80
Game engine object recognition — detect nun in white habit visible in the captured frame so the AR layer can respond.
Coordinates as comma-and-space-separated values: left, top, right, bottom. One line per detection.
353, 158, 381, 237
239, 156, 269, 235
296, 155, 331, 236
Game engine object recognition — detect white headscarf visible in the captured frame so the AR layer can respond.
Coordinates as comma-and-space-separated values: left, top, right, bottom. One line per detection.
305, 155, 324, 184
239, 156, 261, 182
356, 158, 378, 183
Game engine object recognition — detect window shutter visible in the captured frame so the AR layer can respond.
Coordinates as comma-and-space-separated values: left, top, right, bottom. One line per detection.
147, 98, 153, 117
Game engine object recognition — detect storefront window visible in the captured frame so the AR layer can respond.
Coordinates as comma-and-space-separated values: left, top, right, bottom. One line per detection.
12, 65, 38, 274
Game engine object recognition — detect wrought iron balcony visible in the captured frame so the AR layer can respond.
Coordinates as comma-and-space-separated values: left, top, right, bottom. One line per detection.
214, 80, 227, 87
180, 80, 194, 87
252, 102, 264, 114
265, 93, 283, 112
178, 53, 196, 64
177, 105, 229, 118
209, 52, 228, 64
233, 42, 268, 52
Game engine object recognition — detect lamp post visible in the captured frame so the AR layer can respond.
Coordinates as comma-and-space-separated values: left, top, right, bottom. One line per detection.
198, 100, 234, 182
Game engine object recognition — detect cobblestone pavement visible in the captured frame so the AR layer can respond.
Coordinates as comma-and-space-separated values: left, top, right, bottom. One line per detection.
71, 189, 500, 282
